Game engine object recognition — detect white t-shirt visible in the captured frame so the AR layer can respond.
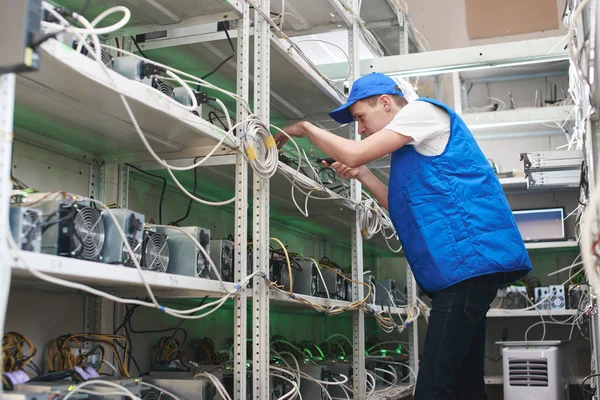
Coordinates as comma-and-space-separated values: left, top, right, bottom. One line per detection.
384, 101, 451, 156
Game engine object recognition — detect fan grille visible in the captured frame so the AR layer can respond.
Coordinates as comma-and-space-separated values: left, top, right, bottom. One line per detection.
143, 232, 169, 272
122, 237, 141, 267
71, 206, 105, 260
281, 267, 291, 293
22, 209, 41, 242
152, 79, 174, 98
311, 266, 319, 296
221, 245, 233, 280
197, 251, 210, 278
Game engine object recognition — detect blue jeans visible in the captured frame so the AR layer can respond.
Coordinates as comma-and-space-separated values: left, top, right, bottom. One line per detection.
414, 273, 503, 400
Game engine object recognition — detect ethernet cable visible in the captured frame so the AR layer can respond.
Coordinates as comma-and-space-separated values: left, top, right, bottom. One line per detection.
42, 2, 279, 192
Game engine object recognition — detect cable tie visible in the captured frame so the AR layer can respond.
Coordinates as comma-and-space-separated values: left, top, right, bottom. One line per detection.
245, 145, 257, 161
235, 284, 241, 291
159, 306, 165, 312
403, 322, 409, 328
291, 294, 296, 299
264, 135, 276, 149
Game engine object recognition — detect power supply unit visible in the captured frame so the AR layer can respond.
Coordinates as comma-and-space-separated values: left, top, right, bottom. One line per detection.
506, 286, 528, 310
173, 87, 206, 117
568, 284, 589, 309
101, 209, 145, 267
112, 56, 152, 84
141, 228, 170, 273
322, 361, 353, 399
143, 376, 217, 400
363, 272, 376, 303
9, 206, 42, 253
317, 265, 345, 300
210, 239, 234, 282
34, 195, 105, 262
0, 394, 51, 400
0, 0, 41, 73
15, 377, 142, 400
299, 365, 335, 400
155, 226, 211, 278
270, 258, 320, 297
375, 279, 407, 306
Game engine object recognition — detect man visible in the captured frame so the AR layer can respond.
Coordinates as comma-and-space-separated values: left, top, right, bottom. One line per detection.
273, 72, 532, 399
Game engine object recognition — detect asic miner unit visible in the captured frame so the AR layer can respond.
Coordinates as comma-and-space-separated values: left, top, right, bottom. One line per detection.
210, 239, 234, 282
141, 228, 170, 273
9, 206, 42, 253
34, 194, 105, 262
101, 209, 145, 267
156, 226, 211, 278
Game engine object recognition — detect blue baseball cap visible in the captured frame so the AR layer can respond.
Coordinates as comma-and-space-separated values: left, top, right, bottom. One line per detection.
329, 72, 404, 124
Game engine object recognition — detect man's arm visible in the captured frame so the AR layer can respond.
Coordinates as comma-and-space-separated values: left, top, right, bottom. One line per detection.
281, 122, 412, 168
358, 168, 389, 209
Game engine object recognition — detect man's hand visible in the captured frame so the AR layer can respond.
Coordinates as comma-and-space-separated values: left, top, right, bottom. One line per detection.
273, 121, 309, 149
326, 161, 368, 180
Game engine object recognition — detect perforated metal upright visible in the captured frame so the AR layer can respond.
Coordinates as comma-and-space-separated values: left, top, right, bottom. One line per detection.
234, 1, 251, 398
348, 1, 366, 397
0, 73, 16, 395
252, 0, 272, 398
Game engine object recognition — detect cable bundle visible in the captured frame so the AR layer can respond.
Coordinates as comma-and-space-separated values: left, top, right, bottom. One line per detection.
47, 333, 130, 377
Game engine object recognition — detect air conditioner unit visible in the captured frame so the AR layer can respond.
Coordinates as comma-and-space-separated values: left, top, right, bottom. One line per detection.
34, 194, 105, 262
503, 346, 567, 400
141, 228, 170, 273
155, 226, 210, 278
9, 206, 42, 253
210, 239, 234, 282
101, 209, 144, 267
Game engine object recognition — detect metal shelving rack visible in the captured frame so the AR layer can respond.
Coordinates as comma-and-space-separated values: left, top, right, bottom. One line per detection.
1, 1, 585, 399
0, 1, 419, 399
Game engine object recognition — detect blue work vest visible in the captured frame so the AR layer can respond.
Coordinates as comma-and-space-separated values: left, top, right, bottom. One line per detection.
388, 98, 532, 292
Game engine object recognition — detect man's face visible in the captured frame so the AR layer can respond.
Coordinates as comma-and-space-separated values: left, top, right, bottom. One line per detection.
349, 96, 395, 137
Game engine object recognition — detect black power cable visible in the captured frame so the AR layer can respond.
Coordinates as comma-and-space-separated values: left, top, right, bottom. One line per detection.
208, 111, 228, 130
124, 163, 166, 225
130, 36, 148, 59
171, 156, 202, 226
200, 23, 235, 81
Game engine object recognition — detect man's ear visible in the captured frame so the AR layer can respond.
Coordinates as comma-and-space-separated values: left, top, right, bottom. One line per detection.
380, 94, 393, 111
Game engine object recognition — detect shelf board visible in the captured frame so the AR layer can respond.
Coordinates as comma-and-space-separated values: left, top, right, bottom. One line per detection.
139, 30, 345, 123
463, 105, 574, 136
524, 240, 579, 250
57, 0, 243, 27
269, 290, 352, 310
14, 40, 238, 162
487, 308, 578, 318
10, 251, 236, 298
319, 36, 569, 79
485, 375, 584, 385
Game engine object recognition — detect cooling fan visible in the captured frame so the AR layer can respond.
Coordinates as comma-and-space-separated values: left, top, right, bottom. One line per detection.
66, 204, 105, 261
310, 264, 319, 297
76, 40, 114, 69
9, 206, 42, 253
152, 78, 174, 98
220, 244, 233, 281
197, 250, 211, 279
122, 236, 142, 267
142, 230, 169, 272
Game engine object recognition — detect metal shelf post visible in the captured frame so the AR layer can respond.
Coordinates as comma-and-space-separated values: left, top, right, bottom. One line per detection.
252, 0, 271, 398
234, 1, 250, 398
